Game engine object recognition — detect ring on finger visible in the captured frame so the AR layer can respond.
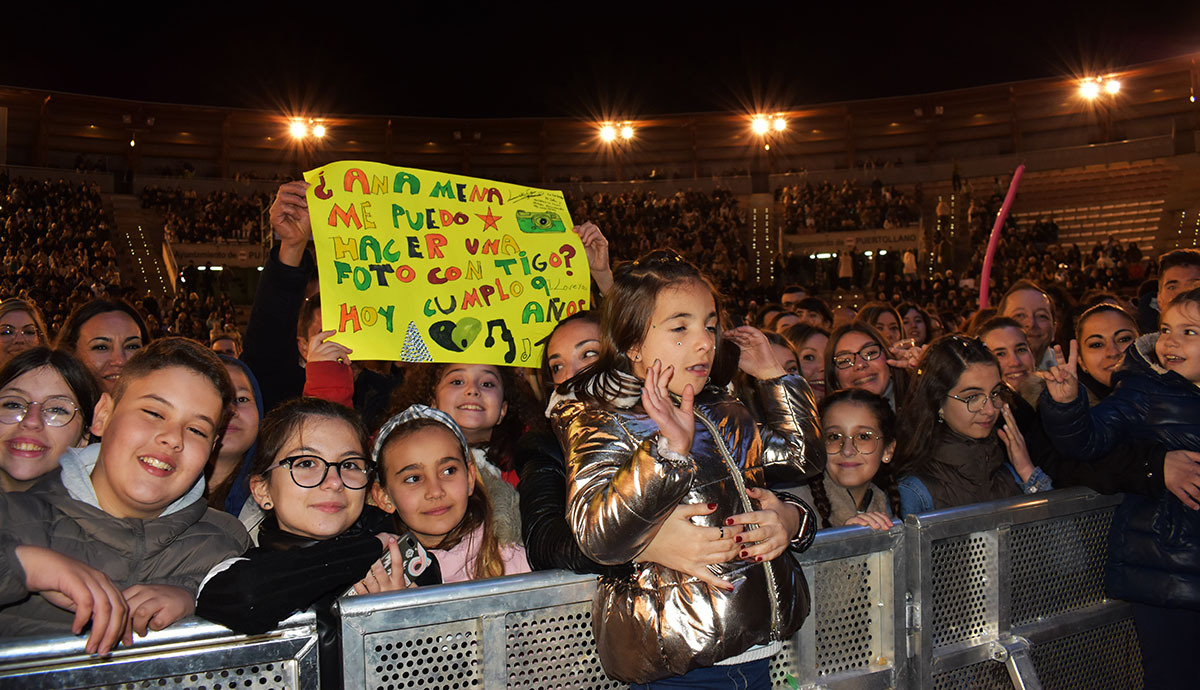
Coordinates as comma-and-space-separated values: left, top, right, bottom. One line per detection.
719, 526, 725, 539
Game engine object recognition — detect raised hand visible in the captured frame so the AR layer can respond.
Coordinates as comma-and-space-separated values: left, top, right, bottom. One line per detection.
122, 584, 195, 643
574, 222, 612, 294
642, 359, 695, 456
306, 329, 353, 364
270, 181, 312, 266
637, 503, 742, 591
886, 341, 926, 370
724, 326, 787, 380
998, 403, 1035, 481
1036, 341, 1079, 403
16, 545, 129, 655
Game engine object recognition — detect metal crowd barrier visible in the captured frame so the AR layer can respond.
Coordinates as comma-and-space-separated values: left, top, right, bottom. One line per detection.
0, 611, 318, 690
0, 487, 1141, 689
906, 487, 1140, 690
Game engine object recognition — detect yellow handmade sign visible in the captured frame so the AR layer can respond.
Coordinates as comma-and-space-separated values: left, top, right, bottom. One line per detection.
304, 161, 589, 365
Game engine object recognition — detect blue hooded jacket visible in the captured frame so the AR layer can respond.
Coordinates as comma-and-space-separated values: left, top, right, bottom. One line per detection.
217, 355, 264, 516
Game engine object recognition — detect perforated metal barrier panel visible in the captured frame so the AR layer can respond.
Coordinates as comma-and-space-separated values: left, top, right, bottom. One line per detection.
908, 488, 1141, 690
0, 488, 1143, 690
0, 613, 318, 690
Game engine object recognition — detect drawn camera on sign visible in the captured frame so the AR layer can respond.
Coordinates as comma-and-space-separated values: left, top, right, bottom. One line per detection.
515, 210, 566, 234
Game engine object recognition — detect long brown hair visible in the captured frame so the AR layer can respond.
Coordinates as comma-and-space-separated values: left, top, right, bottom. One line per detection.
375, 419, 504, 579
568, 250, 734, 402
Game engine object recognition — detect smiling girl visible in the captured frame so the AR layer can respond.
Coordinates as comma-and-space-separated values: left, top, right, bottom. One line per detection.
0, 348, 99, 492
372, 405, 528, 583
894, 335, 1050, 515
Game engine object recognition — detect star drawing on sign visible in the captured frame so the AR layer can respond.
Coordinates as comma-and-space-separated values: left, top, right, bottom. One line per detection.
476, 206, 502, 232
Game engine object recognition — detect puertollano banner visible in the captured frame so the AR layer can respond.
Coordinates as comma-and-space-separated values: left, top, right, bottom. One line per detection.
304, 161, 589, 366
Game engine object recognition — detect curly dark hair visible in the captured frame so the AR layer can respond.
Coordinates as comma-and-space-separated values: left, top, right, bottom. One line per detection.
386, 363, 539, 473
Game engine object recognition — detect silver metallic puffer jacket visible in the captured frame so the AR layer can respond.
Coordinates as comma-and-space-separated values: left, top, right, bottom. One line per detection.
550, 373, 824, 683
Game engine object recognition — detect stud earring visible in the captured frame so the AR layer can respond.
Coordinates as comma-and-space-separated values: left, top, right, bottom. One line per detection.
263, 500, 273, 510
676, 341, 682, 347
634, 354, 641, 361
937, 408, 945, 422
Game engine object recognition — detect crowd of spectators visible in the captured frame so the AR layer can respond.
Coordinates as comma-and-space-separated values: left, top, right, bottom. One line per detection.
777, 178, 921, 234
0, 175, 125, 331
141, 185, 270, 243
568, 188, 754, 299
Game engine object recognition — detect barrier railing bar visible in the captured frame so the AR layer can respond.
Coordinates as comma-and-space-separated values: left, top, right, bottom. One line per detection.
0, 610, 315, 667
1011, 600, 1134, 643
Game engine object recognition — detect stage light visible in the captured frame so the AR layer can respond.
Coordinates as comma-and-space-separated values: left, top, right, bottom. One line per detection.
290, 121, 307, 139
1105, 79, 1121, 94
751, 116, 769, 135
599, 124, 617, 142
772, 117, 787, 132
1080, 79, 1101, 100
313, 124, 327, 138
129, 138, 136, 148
620, 124, 634, 140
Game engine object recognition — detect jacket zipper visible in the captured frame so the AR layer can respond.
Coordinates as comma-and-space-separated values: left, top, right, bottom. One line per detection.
692, 410, 782, 640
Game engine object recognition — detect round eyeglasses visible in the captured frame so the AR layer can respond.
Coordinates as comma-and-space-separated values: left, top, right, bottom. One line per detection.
832, 344, 884, 370
0, 326, 40, 342
947, 385, 1009, 413
264, 455, 375, 489
824, 430, 880, 455
0, 396, 79, 427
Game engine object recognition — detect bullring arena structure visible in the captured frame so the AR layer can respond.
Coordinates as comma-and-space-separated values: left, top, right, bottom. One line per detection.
2, 50, 1200, 689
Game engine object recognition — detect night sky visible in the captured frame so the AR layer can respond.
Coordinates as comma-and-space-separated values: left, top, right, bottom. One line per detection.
4, 2, 1199, 119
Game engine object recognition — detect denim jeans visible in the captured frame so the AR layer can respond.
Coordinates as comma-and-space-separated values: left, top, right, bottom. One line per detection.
629, 659, 771, 690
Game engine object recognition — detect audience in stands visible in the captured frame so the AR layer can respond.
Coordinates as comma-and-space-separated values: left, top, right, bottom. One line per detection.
141, 186, 270, 243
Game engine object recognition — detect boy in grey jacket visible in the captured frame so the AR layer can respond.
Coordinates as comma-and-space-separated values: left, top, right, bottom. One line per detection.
0, 338, 250, 654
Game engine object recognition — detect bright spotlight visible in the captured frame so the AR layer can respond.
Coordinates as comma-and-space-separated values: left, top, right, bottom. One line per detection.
599, 124, 617, 142
1105, 79, 1121, 94
772, 117, 787, 132
619, 124, 634, 140
312, 124, 327, 138
1079, 80, 1101, 100
751, 116, 769, 135
290, 121, 307, 139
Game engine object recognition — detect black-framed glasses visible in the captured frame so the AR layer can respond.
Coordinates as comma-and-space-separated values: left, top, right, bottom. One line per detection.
0, 396, 79, 427
265, 455, 375, 489
947, 385, 1010, 413
0, 326, 40, 342
824, 430, 881, 455
832, 344, 884, 370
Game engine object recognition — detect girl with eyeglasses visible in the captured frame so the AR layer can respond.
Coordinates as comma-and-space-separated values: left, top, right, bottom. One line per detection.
825, 322, 912, 410
0, 299, 49, 368
197, 398, 401, 688
797, 389, 900, 531
0, 348, 99, 492
892, 335, 1051, 516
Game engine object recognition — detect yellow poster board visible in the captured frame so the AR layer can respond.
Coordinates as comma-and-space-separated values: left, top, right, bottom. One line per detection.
304, 161, 588, 366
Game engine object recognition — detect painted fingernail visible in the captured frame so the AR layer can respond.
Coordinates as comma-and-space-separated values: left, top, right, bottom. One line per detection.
755, 556, 763, 562
708, 503, 717, 510
740, 550, 749, 558
726, 518, 735, 526
735, 535, 743, 543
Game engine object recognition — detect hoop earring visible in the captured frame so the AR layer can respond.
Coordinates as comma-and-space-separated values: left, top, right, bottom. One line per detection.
262, 500, 273, 510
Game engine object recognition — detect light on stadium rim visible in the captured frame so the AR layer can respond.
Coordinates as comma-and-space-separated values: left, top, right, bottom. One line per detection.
289, 118, 329, 140
751, 114, 787, 135
599, 122, 634, 143
1079, 76, 1120, 100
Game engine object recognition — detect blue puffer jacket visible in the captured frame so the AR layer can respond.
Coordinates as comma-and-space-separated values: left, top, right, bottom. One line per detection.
1040, 334, 1200, 610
